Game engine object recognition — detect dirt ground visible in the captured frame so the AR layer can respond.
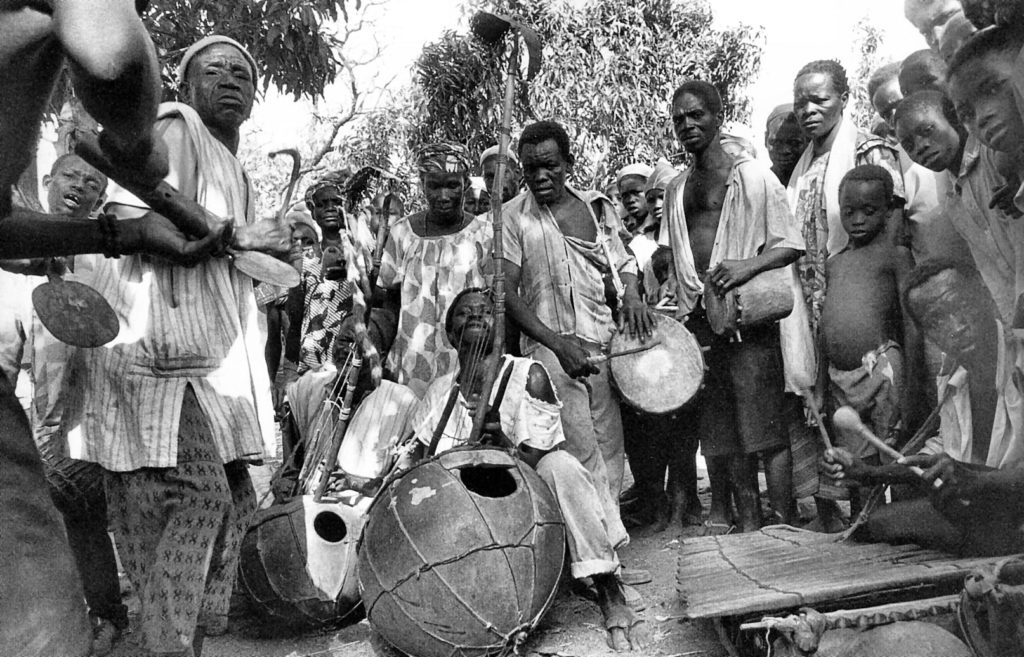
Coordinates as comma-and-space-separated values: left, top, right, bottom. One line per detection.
109, 460, 730, 657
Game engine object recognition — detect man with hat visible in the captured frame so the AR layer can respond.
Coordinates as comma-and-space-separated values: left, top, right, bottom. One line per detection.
616, 163, 653, 235
480, 144, 522, 203
60, 34, 285, 656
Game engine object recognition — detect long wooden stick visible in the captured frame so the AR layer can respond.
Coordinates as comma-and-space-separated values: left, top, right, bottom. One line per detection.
467, 44, 516, 446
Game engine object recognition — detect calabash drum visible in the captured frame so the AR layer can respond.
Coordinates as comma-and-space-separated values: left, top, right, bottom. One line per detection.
358, 447, 566, 657
237, 495, 363, 628
705, 267, 794, 336
609, 314, 704, 414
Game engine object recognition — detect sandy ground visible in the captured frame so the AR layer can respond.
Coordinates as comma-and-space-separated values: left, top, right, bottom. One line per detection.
106, 456, 731, 657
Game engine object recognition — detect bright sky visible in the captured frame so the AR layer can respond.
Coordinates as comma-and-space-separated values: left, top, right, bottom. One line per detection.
247, 0, 932, 162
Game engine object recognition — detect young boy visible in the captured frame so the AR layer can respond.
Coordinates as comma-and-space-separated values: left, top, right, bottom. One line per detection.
895, 89, 1020, 323
821, 165, 917, 500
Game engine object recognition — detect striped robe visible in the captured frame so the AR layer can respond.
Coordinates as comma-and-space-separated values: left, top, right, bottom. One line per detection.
62, 102, 275, 470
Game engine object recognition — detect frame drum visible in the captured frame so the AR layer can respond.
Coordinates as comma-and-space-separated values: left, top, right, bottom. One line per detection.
609, 314, 704, 414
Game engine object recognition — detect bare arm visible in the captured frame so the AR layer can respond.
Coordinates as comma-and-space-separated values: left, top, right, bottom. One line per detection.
0, 206, 223, 265
895, 246, 928, 432
708, 246, 802, 293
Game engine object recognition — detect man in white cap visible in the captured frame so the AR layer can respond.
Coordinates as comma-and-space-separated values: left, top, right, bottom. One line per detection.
480, 144, 521, 202
616, 163, 653, 234
61, 34, 286, 656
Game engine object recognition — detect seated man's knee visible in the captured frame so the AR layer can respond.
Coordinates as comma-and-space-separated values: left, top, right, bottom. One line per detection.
536, 449, 589, 486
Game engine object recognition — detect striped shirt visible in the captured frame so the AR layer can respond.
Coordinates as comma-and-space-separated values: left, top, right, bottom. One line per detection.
62, 102, 275, 470
502, 186, 637, 351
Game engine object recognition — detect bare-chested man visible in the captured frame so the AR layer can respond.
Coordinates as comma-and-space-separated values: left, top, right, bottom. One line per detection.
662, 81, 804, 532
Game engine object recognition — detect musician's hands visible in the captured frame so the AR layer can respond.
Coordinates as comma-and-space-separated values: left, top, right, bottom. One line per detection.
233, 219, 291, 256
821, 447, 872, 483
708, 259, 758, 293
125, 212, 228, 266
898, 453, 958, 488
618, 290, 654, 341
553, 336, 599, 379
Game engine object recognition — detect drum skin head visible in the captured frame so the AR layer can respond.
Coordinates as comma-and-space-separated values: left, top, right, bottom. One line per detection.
32, 280, 118, 348
233, 250, 301, 288
610, 314, 704, 414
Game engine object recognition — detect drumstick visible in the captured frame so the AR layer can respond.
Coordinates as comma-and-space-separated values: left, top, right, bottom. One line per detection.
587, 338, 662, 364
799, 388, 834, 451
832, 406, 943, 488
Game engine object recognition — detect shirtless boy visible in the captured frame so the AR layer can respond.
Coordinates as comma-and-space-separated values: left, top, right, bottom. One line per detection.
821, 165, 918, 501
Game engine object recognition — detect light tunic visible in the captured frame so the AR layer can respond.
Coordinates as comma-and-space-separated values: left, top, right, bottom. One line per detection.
660, 153, 814, 392
501, 186, 637, 351
378, 214, 492, 398
945, 137, 1022, 325
63, 102, 275, 470
923, 323, 1024, 468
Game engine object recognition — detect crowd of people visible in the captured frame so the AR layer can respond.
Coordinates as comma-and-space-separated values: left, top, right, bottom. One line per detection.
3, 0, 1024, 655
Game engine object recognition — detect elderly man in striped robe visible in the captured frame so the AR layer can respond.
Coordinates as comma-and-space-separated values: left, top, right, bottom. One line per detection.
60, 35, 288, 657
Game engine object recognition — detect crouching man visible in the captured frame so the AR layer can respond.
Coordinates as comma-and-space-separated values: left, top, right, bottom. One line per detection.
404, 288, 648, 652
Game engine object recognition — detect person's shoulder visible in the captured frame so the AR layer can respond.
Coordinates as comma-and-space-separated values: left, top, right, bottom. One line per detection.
855, 131, 898, 158
501, 190, 532, 214
732, 154, 780, 185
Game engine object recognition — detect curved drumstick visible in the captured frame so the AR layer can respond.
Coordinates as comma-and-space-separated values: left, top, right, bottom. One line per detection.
269, 148, 302, 223
832, 406, 943, 488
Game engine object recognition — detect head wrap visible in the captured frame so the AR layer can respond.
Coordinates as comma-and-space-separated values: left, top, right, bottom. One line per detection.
643, 158, 678, 194
286, 209, 321, 241
416, 143, 471, 177
304, 169, 351, 208
479, 145, 519, 169
177, 35, 258, 86
766, 103, 795, 136
616, 163, 654, 185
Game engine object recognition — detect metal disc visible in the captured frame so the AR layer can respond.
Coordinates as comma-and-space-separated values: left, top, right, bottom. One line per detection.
32, 280, 119, 348
233, 251, 301, 288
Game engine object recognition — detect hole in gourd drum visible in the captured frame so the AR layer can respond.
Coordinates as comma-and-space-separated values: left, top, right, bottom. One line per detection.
313, 510, 347, 543
460, 466, 518, 498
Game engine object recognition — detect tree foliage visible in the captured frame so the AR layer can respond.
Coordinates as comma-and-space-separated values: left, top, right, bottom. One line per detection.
850, 17, 887, 132
143, 0, 357, 100
403, 0, 764, 186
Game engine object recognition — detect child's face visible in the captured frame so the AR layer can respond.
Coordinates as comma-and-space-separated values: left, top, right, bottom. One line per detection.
839, 180, 891, 245
644, 189, 664, 225
896, 103, 962, 172
950, 48, 1024, 154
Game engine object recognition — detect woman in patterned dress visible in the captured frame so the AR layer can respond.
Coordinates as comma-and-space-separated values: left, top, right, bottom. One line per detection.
379, 143, 492, 398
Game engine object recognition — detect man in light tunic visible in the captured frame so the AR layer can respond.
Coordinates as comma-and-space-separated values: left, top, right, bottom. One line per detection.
62, 35, 284, 656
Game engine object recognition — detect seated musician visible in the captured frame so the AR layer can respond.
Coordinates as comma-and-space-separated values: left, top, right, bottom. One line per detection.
276, 308, 418, 503
823, 259, 1024, 556
404, 288, 648, 652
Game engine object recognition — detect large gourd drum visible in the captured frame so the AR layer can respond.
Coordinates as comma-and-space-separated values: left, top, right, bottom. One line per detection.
237, 495, 364, 628
358, 447, 566, 657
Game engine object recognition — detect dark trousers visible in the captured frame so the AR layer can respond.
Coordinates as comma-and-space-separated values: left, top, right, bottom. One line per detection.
45, 455, 128, 628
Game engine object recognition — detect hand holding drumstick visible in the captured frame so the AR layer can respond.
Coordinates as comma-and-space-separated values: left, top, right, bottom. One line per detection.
831, 406, 943, 489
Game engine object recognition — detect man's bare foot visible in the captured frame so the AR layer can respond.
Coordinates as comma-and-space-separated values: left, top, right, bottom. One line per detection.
594, 574, 649, 652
